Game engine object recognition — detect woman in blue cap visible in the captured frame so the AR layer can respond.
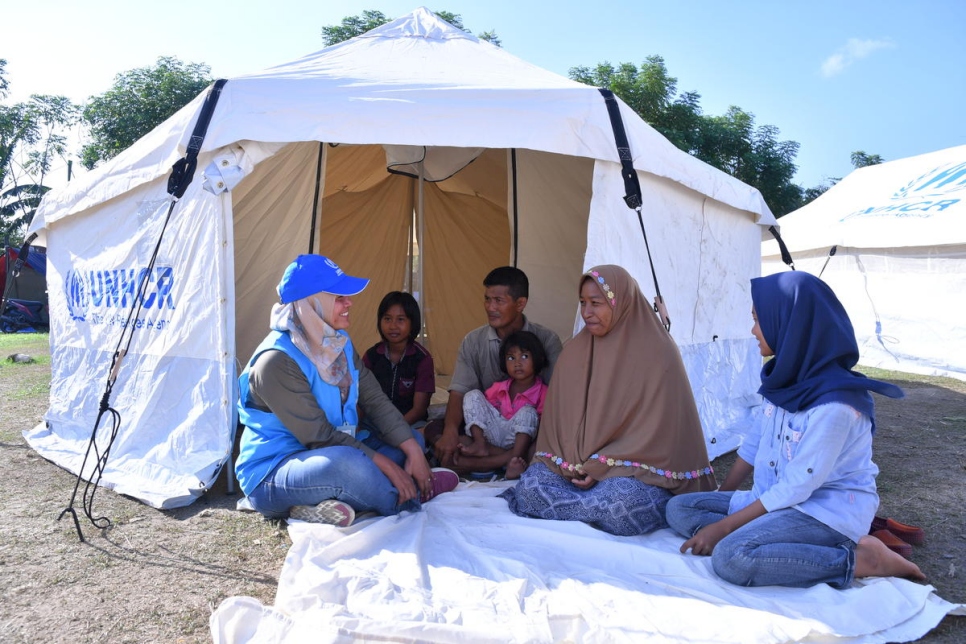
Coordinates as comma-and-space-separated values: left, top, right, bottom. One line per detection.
235, 255, 457, 526
666, 271, 924, 587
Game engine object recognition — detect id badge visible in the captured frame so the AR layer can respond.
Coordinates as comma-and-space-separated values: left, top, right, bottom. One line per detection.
337, 424, 357, 438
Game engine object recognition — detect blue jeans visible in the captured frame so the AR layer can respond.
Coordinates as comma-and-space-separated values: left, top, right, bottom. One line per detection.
247, 429, 425, 519
665, 492, 857, 588
359, 416, 428, 446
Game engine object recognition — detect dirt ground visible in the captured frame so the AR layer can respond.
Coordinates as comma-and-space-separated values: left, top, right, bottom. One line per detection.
0, 334, 963, 643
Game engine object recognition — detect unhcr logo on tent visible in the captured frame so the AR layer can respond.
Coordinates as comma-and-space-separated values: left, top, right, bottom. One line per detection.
64, 266, 176, 327
842, 160, 966, 221
893, 160, 966, 201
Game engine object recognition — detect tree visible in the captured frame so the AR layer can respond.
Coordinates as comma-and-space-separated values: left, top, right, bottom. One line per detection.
0, 59, 9, 99
81, 56, 212, 169
0, 61, 79, 242
570, 57, 805, 216
699, 110, 802, 217
801, 182, 831, 206
571, 58, 678, 127
321, 9, 501, 47
850, 150, 884, 169
321, 9, 391, 45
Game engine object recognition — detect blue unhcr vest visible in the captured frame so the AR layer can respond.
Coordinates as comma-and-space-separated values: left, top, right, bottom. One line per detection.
235, 330, 360, 496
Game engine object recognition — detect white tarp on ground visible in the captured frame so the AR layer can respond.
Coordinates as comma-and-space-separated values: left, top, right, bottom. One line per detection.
763, 145, 966, 382
210, 482, 965, 643
26, 7, 775, 508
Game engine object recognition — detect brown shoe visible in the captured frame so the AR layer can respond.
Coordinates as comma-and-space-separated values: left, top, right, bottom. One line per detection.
884, 518, 925, 545
869, 516, 925, 545
870, 529, 913, 558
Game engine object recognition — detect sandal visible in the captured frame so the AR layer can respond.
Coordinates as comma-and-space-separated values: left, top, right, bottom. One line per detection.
871, 529, 913, 558
869, 516, 925, 545
884, 518, 925, 545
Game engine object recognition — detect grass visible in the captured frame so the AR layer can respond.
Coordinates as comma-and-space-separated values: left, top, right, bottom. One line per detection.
859, 365, 966, 393
0, 331, 49, 353
0, 332, 51, 441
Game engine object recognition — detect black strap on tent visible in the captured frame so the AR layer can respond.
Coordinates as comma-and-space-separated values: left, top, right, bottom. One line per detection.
167, 79, 228, 199
59, 79, 228, 542
768, 225, 795, 270
597, 88, 670, 331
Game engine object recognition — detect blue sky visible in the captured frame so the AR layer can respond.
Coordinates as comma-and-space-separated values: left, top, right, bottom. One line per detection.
5, 0, 964, 190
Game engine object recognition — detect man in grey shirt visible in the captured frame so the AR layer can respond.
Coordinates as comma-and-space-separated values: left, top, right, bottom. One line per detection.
432, 266, 563, 468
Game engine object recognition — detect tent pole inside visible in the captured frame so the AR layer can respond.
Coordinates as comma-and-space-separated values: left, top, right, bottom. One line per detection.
510, 149, 518, 267
308, 143, 326, 255
417, 162, 426, 341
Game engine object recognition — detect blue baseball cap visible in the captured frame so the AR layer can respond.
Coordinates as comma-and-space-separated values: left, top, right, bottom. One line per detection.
277, 255, 370, 303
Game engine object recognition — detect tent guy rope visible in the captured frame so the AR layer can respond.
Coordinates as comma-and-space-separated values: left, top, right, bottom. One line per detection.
58, 79, 228, 541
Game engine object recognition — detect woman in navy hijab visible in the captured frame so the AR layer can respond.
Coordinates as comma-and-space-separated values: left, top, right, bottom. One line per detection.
666, 271, 925, 588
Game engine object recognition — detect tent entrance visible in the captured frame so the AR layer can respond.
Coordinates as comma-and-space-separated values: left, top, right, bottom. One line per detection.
233, 142, 587, 376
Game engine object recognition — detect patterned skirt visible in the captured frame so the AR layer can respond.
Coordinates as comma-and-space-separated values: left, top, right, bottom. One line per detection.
499, 461, 672, 536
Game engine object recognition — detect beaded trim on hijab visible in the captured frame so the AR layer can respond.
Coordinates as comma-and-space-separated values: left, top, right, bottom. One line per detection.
588, 270, 616, 307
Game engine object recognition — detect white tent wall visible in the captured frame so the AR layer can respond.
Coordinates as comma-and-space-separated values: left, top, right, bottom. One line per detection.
762, 144, 966, 382
24, 174, 237, 509
587, 162, 763, 456
763, 246, 966, 381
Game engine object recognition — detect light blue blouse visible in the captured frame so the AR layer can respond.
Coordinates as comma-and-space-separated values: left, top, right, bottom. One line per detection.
729, 400, 878, 543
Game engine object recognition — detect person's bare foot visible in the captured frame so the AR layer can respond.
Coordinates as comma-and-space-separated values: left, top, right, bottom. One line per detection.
459, 441, 489, 457
504, 456, 527, 480
854, 535, 926, 581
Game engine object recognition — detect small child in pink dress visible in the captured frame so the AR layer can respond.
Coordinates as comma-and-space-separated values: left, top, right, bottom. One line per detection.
458, 331, 548, 479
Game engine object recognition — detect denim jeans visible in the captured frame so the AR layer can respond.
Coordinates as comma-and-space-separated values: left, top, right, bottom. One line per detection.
247, 428, 425, 519
665, 492, 857, 588
359, 425, 426, 461
358, 417, 428, 449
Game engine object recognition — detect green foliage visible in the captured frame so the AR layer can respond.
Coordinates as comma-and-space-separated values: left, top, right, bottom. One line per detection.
850, 150, 884, 169
800, 182, 832, 207
321, 9, 501, 47
0, 61, 79, 242
432, 10, 465, 31
81, 56, 212, 169
0, 59, 9, 99
321, 10, 392, 46
1, 184, 51, 236
570, 56, 805, 217
477, 30, 502, 47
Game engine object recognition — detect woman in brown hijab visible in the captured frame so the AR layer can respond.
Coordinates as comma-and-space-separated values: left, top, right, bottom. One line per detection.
500, 265, 716, 535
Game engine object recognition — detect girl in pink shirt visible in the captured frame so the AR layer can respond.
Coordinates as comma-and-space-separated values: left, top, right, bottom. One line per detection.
458, 331, 548, 478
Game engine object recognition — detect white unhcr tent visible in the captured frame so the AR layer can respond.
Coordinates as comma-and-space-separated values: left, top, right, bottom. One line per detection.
26, 8, 776, 508
763, 144, 966, 382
